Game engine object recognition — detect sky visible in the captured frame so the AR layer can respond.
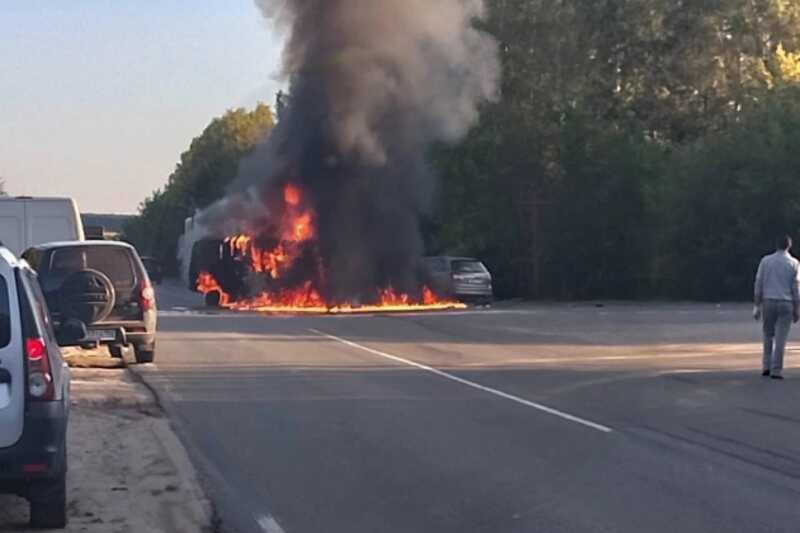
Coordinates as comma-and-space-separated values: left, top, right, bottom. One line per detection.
0, 1, 284, 213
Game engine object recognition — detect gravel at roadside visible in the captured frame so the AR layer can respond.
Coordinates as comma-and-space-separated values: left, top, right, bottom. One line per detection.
0, 368, 212, 533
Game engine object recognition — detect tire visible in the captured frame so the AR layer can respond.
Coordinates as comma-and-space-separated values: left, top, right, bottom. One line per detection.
134, 345, 155, 364
108, 344, 124, 358
205, 290, 221, 308
58, 269, 116, 324
29, 472, 67, 529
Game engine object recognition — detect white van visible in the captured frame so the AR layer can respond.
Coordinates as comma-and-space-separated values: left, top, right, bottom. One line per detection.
0, 197, 85, 256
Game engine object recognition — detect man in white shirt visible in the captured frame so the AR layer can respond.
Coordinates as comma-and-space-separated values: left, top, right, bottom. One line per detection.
754, 235, 800, 379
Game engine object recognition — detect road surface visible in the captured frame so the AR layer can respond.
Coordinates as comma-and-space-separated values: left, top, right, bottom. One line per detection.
143, 284, 800, 533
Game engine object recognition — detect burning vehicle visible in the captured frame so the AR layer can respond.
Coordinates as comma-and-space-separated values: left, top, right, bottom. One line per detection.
183, 0, 500, 314
190, 184, 466, 313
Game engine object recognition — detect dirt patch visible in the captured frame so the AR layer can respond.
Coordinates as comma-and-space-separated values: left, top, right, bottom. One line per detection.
63, 346, 126, 369
0, 372, 211, 532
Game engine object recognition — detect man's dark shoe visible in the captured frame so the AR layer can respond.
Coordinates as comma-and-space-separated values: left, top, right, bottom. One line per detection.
762, 370, 771, 377
771, 375, 784, 380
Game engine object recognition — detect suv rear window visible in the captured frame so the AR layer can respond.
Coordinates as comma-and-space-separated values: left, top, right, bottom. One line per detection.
452, 260, 487, 274
0, 277, 10, 348
49, 247, 136, 287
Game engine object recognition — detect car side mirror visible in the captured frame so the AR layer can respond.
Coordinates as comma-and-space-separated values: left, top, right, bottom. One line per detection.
56, 319, 88, 346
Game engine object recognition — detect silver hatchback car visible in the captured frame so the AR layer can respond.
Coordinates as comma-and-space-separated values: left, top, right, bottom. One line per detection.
421, 256, 494, 304
0, 246, 76, 528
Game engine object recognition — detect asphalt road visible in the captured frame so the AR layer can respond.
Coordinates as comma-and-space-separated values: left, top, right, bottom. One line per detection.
142, 283, 800, 533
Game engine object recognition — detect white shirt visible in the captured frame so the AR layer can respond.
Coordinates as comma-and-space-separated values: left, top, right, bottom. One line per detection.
754, 250, 800, 303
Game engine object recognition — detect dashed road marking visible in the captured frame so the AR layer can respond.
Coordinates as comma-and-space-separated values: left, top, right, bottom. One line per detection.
310, 328, 613, 434
255, 513, 286, 533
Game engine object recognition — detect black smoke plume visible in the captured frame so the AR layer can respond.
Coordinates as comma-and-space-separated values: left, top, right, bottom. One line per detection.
198, 0, 499, 303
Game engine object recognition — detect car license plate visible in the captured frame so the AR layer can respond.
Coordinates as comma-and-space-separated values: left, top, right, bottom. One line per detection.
86, 329, 116, 342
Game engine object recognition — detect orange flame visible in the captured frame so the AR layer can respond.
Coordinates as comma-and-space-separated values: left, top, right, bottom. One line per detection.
196, 272, 231, 306
284, 183, 302, 206
196, 273, 465, 314
195, 182, 466, 314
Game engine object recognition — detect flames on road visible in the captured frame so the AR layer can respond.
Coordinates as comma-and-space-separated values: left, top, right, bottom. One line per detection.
196, 183, 466, 314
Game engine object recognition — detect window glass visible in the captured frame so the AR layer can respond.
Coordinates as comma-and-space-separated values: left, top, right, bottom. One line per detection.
452, 260, 488, 274
50, 247, 135, 286
23, 269, 56, 343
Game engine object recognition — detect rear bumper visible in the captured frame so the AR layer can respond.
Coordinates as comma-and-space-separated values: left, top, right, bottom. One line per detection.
453, 284, 494, 299
125, 331, 156, 350
0, 401, 68, 492
89, 318, 156, 349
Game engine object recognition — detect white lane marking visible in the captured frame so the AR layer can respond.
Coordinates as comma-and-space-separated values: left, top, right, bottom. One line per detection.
457, 350, 759, 366
310, 328, 613, 434
255, 513, 286, 533
158, 310, 228, 318
158, 310, 197, 317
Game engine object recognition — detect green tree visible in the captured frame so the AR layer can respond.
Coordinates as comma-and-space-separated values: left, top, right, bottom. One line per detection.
432, 0, 800, 299
659, 87, 800, 300
123, 104, 275, 274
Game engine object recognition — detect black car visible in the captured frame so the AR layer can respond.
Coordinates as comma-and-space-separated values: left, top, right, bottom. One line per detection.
0, 246, 82, 528
22, 241, 157, 364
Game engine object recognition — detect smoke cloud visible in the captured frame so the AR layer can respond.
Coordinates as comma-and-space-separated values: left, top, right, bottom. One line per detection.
199, 0, 499, 302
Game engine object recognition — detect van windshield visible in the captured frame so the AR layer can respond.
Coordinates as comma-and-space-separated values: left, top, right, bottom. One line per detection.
0, 277, 10, 348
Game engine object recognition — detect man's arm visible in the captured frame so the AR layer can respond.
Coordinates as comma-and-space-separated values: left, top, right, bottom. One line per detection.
754, 258, 765, 305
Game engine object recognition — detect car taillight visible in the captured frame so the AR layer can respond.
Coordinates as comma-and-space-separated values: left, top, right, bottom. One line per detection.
140, 281, 156, 311
26, 338, 45, 360
26, 337, 54, 401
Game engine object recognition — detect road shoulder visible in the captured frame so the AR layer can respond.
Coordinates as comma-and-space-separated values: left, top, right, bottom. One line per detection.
0, 368, 213, 532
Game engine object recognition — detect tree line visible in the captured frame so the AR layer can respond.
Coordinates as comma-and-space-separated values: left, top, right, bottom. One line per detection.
123, 104, 275, 275
126, 0, 800, 301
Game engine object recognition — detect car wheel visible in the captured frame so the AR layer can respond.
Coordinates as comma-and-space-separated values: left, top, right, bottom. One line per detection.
205, 290, 222, 308
134, 345, 155, 364
29, 472, 67, 529
108, 344, 124, 358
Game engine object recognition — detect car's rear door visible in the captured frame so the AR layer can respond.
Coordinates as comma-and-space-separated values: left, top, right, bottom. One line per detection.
18, 266, 68, 402
44, 245, 141, 324
0, 256, 24, 448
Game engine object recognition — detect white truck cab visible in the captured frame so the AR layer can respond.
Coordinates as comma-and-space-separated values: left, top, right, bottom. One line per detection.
0, 197, 85, 256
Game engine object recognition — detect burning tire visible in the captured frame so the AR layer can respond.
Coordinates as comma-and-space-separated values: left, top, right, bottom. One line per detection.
205, 290, 222, 308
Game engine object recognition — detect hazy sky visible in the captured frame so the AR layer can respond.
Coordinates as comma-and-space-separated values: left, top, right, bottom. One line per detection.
0, 1, 284, 213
